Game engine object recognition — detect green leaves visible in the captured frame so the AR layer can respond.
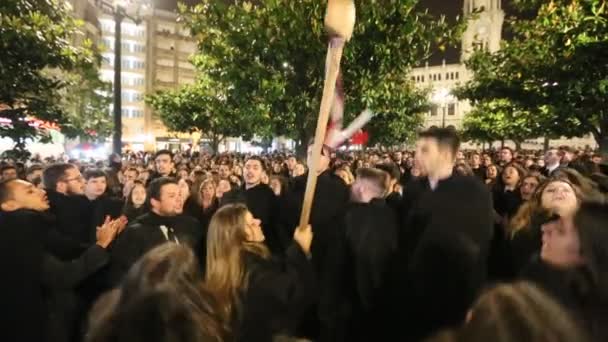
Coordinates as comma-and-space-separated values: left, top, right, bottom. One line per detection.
172, 0, 456, 151
457, 0, 608, 152
0, 0, 106, 156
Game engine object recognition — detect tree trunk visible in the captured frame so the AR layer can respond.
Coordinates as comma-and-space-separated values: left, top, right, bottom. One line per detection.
543, 137, 550, 152
514, 140, 522, 151
295, 130, 310, 159
594, 132, 608, 161
500, 139, 505, 148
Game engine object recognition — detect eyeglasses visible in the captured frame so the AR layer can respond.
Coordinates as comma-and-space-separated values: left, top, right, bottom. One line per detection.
63, 175, 84, 183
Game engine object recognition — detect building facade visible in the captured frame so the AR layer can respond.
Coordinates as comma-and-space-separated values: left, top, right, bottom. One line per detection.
97, 6, 198, 151
411, 0, 504, 131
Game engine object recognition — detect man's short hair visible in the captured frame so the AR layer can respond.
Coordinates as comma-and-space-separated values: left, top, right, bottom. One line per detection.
1, 165, 16, 173
0, 179, 17, 205
355, 167, 389, 193
154, 149, 173, 160
43, 163, 76, 191
245, 156, 266, 171
375, 163, 401, 181
418, 127, 460, 157
147, 177, 178, 202
84, 169, 108, 181
125, 167, 140, 175
26, 164, 43, 176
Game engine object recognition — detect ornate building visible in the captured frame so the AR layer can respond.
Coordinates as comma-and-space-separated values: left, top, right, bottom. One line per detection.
410, 0, 504, 131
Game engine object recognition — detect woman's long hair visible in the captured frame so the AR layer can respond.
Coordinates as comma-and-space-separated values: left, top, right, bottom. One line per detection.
197, 178, 217, 208
509, 178, 585, 235
122, 181, 148, 219
205, 204, 270, 320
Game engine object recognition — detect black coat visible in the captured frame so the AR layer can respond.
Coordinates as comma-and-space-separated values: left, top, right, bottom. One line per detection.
521, 257, 608, 342
221, 184, 282, 254
47, 190, 94, 245
0, 209, 109, 342
184, 196, 218, 233
279, 170, 350, 341
108, 212, 204, 286
398, 175, 494, 341
342, 199, 398, 341
236, 243, 315, 342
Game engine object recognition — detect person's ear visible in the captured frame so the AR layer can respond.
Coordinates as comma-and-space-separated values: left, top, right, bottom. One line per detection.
56, 181, 67, 193
1, 200, 19, 212
150, 198, 161, 210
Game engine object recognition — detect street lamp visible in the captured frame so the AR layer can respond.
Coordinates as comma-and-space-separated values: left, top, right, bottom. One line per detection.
432, 88, 453, 128
96, 0, 147, 155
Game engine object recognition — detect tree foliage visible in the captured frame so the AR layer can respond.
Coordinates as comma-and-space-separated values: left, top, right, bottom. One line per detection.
0, 0, 108, 158
173, 0, 458, 153
457, 0, 608, 153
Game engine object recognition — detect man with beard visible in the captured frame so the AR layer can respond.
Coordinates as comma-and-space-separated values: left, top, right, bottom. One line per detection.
343, 168, 398, 341
43, 163, 93, 245
0, 179, 119, 342
397, 127, 493, 341
108, 177, 203, 286
221, 156, 281, 254
280, 142, 350, 341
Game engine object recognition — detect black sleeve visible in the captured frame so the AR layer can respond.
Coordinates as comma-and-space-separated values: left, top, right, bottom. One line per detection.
250, 243, 316, 314
107, 226, 142, 287
41, 244, 109, 290
44, 228, 89, 260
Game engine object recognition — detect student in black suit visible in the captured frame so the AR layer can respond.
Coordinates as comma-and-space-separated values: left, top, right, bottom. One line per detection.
109, 177, 203, 286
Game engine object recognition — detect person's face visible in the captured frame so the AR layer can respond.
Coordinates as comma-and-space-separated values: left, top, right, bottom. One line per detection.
541, 181, 578, 217
219, 165, 231, 179
244, 160, 263, 186
1, 180, 49, 212
560, 151, 573, 163
471, 154, 481, 166
244, 211, 264, 242
500, 149, 513, 162
138, 171, 150, 183
457, 151, 465, 160
124, 170, 138, 183
151, 183, 181, 216
131, 185, 147, 207
177, 179, 190, 205
287, 157, 297, 170
501, 166, 520, 187
520, 177, 540, 201
410, 165, 422, 177
541, 218, 584, 268
335, 170, 351, 185
524, 159, 534, 168
544, 149, 560, 166
85, 176, 107, 199
2, 168, 17, 181
269, 178, 281, 196
592, 156, 602, 164
233, 166, 243, 177
482, 155, 492, 166
216, 180, 231, 198
177, 169, 189, 180
294, 164, 306, 177
26, 169, 42, 183
487, 165, 498, 179
273, 164, 282, 173
155, 154, 174, 176
415, 138, 448, 175
201, 182, 215, 200
61, 167, 85, 195
307, 145, 330, 174
394, 152, 402, 162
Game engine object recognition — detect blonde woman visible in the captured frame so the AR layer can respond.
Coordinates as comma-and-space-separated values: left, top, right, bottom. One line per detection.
205, 204, 314, 342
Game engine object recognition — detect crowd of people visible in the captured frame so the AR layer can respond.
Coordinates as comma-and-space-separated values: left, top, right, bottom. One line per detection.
1, 127, 608, 342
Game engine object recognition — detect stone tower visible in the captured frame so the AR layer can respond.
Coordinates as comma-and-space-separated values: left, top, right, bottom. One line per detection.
461, 0, 504, 61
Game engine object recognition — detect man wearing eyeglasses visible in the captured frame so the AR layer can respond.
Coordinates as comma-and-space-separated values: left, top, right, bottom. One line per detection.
43, 163, 92, 245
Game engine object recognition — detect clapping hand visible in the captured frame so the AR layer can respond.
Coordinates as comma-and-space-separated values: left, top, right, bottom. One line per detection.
96, 216, 122, 248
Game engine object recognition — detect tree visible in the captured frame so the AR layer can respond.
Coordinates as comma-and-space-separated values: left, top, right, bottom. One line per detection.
0, 0, 104, 158
178, 0, 458, 155
146, 78, 268, 153
457, 0, 608, 155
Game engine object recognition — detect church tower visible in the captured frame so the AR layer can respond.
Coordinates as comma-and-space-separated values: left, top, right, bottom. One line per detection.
461, 0, 504, 61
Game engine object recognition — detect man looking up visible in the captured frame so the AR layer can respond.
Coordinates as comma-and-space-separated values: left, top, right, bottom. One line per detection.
0, 178, 119, 342
221, 156, 281, 254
